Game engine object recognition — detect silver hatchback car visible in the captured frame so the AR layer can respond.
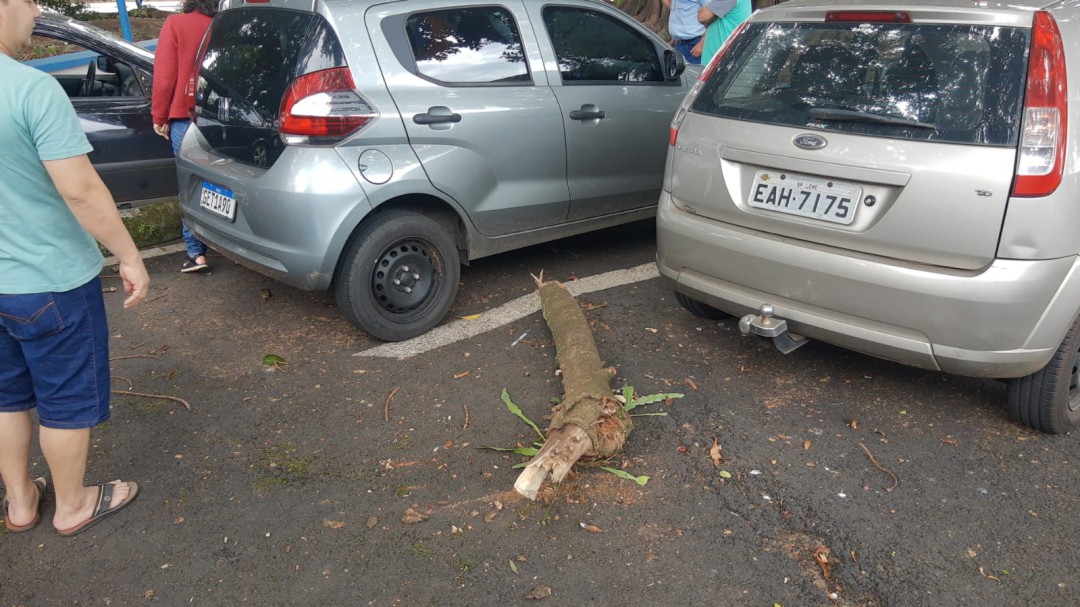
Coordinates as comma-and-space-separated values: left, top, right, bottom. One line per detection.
658, 0, 1080, 432
176, 0, 692, 341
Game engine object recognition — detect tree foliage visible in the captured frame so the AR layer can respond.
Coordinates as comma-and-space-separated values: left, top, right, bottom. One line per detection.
38, 0, 94, 19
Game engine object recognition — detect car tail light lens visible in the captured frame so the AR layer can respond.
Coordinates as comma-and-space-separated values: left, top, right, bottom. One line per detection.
1013, 11, 1067, 197
279, 67, 377, 145
187, 35, 212, 120
670, 21, 750, 146
825, 11, 911, 23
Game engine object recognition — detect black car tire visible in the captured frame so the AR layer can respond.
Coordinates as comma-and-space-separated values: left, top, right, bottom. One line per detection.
335, 211, 460, 342
674, 291, 727, 320
1006, 313, 1080, 434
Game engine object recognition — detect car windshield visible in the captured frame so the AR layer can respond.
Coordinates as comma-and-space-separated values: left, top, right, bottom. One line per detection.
692, 21, 1030, 146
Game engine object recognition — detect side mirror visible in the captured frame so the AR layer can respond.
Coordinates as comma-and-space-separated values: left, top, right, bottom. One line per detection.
664, 49, 686, 80
96, 55, 113, 72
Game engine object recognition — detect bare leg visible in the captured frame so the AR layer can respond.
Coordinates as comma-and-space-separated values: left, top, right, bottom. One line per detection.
39, 426, 130, 530
0, 410, 37, 527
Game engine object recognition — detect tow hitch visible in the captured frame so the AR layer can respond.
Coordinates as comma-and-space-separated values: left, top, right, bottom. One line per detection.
738, 304, 808, 354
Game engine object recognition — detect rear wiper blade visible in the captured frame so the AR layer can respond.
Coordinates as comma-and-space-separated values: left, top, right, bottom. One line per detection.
809, 107, 935, 129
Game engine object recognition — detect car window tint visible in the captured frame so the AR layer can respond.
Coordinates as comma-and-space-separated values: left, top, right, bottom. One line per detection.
405, 7, 528, 85
31, 36, 143, 98
197, 9, 345, 124
541, 6, 662, 84
695, 22, 1029, 146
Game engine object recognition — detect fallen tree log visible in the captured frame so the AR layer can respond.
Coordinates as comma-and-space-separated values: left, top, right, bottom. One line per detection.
513, 273, 633, 500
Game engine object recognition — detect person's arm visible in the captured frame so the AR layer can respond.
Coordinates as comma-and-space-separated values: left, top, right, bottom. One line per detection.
661, 0, 671, 9
151, 17, 179, 140
699, 0, 736, 24
43, 156, 149, 308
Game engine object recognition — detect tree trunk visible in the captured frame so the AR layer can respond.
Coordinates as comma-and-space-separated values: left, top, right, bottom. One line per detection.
615, 0, 667, 37
513, 275, 633, 500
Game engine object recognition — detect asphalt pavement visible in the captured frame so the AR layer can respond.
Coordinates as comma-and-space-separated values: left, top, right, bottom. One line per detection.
2, 220, 1079, 606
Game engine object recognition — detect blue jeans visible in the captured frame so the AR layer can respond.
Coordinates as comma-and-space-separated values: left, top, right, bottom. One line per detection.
0, 278, 111, 429
170, 120, 208, 259
674, 36, 702, 65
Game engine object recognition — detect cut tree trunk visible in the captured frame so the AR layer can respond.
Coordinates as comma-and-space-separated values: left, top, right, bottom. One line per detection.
513, 274, 633, 500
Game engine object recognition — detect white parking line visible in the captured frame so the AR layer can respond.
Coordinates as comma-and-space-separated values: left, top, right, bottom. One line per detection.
355, 262, 660, 359
104, 242, 187, 267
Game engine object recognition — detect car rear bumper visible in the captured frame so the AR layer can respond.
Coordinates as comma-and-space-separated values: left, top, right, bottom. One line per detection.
656, 193, 1080, 378
177, 138, 371, 291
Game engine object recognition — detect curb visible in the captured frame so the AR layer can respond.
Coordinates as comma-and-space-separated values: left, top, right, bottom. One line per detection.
104, 241, 187, 267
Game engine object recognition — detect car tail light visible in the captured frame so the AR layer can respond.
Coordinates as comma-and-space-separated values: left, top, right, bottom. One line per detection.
825, 11, 911, 23
279, 67, 377, 145
187, 34, 212, 119
1012, 11, 1067, 197
670, 21, 749, 146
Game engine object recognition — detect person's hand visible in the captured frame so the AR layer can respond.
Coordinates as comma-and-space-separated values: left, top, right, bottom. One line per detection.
117, 259, 150, 308
691, 39, 704, 57
153, 123, 170, 141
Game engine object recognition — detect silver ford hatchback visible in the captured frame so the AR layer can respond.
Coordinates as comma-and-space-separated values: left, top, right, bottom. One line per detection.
175, 0, 691, 342
657, 0, 1080, 432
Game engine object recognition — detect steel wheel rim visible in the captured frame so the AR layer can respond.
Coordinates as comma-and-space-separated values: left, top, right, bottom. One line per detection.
370, 238, 439, 317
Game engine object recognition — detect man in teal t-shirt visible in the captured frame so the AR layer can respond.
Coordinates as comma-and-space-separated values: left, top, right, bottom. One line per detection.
698, 0, 752, 65
0, 0, 148, 536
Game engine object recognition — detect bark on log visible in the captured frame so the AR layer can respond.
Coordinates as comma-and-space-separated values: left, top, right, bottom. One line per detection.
514, 274, 633, 500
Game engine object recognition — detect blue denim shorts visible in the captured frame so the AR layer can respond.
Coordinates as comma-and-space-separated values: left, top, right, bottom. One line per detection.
0, 278, 111, 429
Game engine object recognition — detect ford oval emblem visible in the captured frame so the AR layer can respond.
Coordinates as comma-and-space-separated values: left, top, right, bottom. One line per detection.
793, 134, 827, 150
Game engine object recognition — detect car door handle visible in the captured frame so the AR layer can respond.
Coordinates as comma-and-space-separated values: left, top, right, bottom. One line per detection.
413, 107, 462, 125
569, 106, 605, 121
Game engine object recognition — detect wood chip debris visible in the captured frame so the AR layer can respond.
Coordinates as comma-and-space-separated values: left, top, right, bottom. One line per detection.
401, 508, 428, 524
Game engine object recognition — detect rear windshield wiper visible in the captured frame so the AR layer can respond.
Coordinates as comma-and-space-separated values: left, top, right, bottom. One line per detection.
809, 107, 935, 129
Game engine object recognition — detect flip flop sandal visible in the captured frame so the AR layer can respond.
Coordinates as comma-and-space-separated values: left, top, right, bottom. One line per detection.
57, 481, 140, 537
4, 477, 47, 533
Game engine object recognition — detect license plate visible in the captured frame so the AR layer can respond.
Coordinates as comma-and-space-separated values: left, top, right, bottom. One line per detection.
199, 181, 236, 221
748, 171, 861, 225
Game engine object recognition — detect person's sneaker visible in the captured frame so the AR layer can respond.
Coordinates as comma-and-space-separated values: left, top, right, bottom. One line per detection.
180, 256, 209, 273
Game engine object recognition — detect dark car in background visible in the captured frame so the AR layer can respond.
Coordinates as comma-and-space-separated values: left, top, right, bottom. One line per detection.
28, 14, 176, 208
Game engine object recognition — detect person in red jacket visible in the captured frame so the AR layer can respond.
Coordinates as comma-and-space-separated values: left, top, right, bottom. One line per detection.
152, 0, 216, 273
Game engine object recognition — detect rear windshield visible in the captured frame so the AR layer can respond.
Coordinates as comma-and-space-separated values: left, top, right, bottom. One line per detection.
693, 22, 1030, 146
194, 8, 345, 165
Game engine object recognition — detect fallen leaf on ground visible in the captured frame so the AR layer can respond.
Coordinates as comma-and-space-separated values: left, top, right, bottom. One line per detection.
460, 313, 482, 320
684, 377, 698, 390
709, 437, 723, 466
579, 522, 604, 534
323, 519, 346, 529
803, 439, 812, 450
262, 354, 287, 367
525, 586, 553, 600
509, 559, 519, 574
366, 516, 378, 529
453, 370, 472, 379
402, 508, 428, 524
978, 567, 1002, 583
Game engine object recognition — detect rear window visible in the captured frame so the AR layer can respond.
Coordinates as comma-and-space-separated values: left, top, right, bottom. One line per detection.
194, 8, 346, 166
693, 22, 1030, 145
196, 8, 345, 126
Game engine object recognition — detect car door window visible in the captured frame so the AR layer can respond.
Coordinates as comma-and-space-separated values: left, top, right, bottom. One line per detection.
542, 6, 662, 84
32, 36, 144, 98
405, 7, 529, 85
